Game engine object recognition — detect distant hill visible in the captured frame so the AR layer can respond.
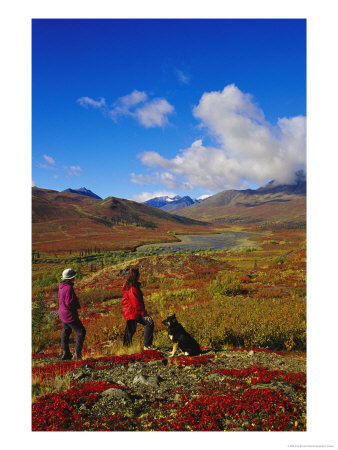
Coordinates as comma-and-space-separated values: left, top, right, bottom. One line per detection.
62, 187, 102, 199
32, 188, 208, 255
161, 196, 197, 211
175, 178, 306, 226
144, 195, 201, 212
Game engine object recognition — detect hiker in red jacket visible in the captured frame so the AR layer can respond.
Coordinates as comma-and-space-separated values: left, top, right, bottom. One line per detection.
122, 267, 156, 350
58, 268, 86, 361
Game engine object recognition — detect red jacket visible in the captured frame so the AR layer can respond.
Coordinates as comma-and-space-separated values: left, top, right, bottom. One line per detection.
121, 283, 146, 321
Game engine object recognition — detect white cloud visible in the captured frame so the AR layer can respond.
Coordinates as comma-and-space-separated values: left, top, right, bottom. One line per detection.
132, 191, 178, 203
32, 180, 36, 187
110, 90, 148, 119
197, 194, 212, 200
160, 172, 193, 191
64, 165, 82, 177
138, 84, 306, 191
77, 97, 106, 108
130, 173, 155, 185
77, 90, 174, 128
131, 169, 192, 191
135, 98, 175, 128
43, 154, 55, 165
176, 69, 190, 85
38, 154, 57, 170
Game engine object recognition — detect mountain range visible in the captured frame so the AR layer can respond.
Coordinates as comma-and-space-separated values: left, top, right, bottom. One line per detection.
32, 173, 306, 255
32, 188, 207, 255
175, 178, 306, 225
144, 195, 199, 211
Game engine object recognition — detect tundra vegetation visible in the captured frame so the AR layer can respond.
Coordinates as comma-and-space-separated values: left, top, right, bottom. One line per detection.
32, 226, 306, 431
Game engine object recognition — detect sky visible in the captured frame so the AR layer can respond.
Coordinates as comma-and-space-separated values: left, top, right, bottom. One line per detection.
32, 19, 306, 201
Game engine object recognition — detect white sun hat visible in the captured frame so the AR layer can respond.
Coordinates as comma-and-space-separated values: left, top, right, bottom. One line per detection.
61, 268, 77, 280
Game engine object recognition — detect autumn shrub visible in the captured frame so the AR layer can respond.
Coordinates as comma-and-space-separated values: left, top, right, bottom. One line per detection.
170, 296, 306, 351
79, 287, 120, 305
84, 314, 124, 346
147, 289, 197, 317
32, 375, 71, 404
153, 329, 172, 348
208, 271, 242, 297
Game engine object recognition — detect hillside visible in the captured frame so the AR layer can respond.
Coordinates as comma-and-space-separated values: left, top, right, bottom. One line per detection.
32, 241, 306, 431
32, 188, 209, 255
32, 347, 306, 431
176, 181, 306, 226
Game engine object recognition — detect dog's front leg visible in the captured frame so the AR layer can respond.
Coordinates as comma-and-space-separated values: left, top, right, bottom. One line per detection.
169, 342, 178, 358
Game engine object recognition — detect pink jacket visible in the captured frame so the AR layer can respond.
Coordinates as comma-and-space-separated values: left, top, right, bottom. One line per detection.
58, 282, 80, 323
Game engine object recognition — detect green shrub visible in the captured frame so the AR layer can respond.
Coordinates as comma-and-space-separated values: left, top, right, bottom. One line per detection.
208, 272, 242, 297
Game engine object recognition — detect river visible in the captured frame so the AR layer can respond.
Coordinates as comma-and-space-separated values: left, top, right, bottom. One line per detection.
136, 231, 259, 254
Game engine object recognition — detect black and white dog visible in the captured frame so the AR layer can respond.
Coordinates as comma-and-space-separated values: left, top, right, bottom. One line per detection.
162, 314, 201, 357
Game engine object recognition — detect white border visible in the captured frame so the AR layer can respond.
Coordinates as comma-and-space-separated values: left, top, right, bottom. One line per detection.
1, 1, 337, 448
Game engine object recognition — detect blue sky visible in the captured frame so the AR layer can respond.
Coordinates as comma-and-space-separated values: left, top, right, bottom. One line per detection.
32, 19, 306, 201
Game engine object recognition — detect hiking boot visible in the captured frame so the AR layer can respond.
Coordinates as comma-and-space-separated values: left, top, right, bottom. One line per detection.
72, 353, 82, 361
143, 345, 158, 351
60, 352, 72, 361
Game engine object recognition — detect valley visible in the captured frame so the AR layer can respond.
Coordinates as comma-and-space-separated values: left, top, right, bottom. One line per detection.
136, 231, 261, 254
31, 184, 306, 432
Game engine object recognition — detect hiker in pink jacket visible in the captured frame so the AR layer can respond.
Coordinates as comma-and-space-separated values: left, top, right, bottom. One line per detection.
58, 268, 86, 360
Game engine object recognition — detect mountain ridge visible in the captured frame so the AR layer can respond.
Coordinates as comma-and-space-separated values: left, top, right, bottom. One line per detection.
175, 179, 306, 224
62, 187, 102, 199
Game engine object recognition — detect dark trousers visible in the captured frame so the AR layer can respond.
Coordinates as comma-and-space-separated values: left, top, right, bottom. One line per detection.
123, 316, 154, 347
61, 319, 86, 355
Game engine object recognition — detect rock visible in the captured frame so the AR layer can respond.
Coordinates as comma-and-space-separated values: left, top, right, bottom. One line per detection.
147, 360, 167, 367
127, 361, 145, 371
206, 372, 225, 381
133, 374, 162, 387
101, 388, 131, 401
71, 368, 93, 380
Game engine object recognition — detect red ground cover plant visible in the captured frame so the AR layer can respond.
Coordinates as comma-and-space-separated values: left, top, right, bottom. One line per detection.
32, 381, 120, 431
212, 364, 306, 392
32, 350, 165, 380
32, 352, 59, 360
32, 355, 305, 431
90, 415, 140, 431
143, 366, 305, 431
